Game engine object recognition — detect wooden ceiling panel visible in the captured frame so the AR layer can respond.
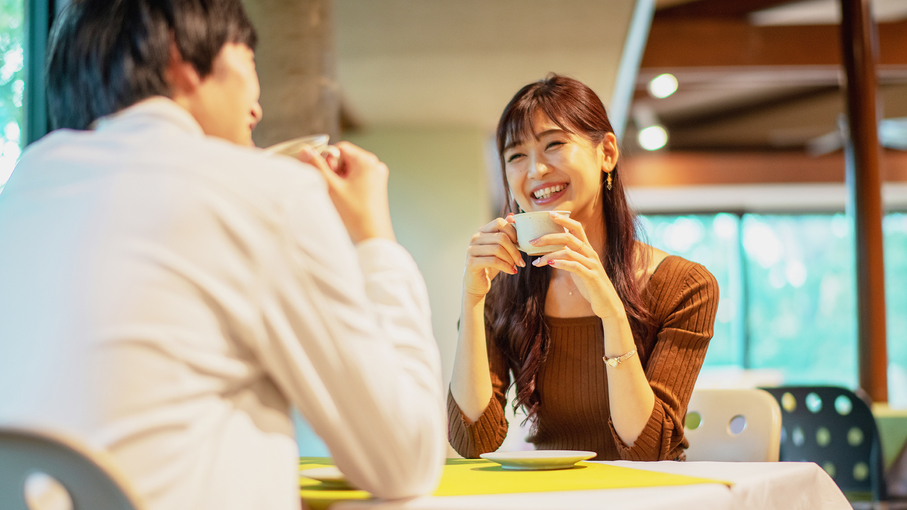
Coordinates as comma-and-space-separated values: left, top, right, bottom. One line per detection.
655, 0, 797, 18
642, 19, 907, 68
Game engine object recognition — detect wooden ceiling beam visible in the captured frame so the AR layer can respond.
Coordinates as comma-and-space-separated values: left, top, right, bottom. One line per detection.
641, 19, 907, 68
655, 0, 797, 19
622, 150, 907, 187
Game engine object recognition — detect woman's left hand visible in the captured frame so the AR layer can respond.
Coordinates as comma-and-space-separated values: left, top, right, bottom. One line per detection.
529, 212, 624, 321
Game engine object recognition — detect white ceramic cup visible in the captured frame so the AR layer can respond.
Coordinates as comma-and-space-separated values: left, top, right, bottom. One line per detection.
512, 211, 571, 255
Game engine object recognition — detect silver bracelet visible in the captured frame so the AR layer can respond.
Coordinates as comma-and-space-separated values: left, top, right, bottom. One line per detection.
603, 348, 637, 368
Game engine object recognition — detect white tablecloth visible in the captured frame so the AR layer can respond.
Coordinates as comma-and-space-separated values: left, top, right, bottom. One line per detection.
334, 461, 851, 510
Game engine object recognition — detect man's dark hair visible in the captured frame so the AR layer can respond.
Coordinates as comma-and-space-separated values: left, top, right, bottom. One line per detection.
46, 0, 257, 131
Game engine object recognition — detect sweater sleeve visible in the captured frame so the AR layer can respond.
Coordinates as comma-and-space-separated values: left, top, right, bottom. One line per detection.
610, 261, 719, 461
447, 327, 511, 458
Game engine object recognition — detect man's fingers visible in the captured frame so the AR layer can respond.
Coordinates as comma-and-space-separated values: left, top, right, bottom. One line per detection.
321, 145, 341, 173
298, 147, 340, 186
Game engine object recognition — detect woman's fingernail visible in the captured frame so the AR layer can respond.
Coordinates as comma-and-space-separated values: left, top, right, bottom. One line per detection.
532, 258, 542, 267
529, 238, 540, 245
550, 212, 558, 218
511, 265, 519, 274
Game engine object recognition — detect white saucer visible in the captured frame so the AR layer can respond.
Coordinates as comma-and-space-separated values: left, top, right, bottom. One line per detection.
479, 450, 597, 470
265, 134, 330, 157
299, 466, 357, 490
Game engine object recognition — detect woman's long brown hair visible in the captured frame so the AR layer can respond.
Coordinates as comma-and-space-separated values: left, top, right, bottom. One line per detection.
487, 74, 655, 423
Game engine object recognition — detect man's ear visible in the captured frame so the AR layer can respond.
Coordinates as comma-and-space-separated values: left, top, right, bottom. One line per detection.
165, 41, 201, 97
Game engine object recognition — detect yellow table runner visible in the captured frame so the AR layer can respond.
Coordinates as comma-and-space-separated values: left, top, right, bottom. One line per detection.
300, 457, 731, 510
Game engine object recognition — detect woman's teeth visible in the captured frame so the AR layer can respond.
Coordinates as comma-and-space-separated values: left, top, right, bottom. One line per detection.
533, 184, 566, 200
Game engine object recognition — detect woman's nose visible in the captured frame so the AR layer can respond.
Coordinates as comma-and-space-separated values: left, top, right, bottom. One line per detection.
528, 159, 550, 179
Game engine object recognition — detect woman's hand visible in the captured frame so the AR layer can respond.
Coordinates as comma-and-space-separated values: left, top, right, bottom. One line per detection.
463, 215, 524, 301
529, 212, 624, 320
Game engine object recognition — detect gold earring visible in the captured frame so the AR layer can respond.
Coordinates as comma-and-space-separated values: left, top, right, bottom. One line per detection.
606, 172, 613, 191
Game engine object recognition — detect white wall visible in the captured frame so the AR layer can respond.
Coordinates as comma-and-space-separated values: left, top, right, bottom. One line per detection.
295, 126, 495, 455
345, 127, 494, 388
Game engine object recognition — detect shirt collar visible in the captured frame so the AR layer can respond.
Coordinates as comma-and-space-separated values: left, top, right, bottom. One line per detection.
92, 97, 205, 136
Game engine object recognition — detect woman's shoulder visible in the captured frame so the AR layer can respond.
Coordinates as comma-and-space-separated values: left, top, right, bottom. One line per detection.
638, 245, 718, 313
650, 253, 717, 289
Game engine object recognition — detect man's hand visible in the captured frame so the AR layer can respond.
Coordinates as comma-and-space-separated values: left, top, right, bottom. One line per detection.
298, 142, 395, 244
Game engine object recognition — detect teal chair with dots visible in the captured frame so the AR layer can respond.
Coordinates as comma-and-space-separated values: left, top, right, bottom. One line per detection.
761, 386, 887, 503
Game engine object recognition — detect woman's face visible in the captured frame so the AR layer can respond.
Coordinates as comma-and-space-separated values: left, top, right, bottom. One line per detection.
502, 111, 618, 223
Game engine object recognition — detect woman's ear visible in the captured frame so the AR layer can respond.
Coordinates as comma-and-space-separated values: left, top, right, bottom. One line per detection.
599, 132, 619, 173
165, 41, 201, 97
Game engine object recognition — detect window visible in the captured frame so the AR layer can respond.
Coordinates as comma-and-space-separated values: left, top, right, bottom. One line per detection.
883, 213, 907, 403
638, 213, 742, 367
0, 0, 24, 194
641, 211, 906, 405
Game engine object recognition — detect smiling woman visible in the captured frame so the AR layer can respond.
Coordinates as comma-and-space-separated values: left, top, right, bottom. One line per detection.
448, 74, 719, 461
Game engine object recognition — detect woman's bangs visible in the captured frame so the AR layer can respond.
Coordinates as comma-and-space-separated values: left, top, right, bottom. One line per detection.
501, 101, 537, 151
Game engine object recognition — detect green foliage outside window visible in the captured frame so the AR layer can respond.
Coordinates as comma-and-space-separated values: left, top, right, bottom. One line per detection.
641, 211, 907, 405
638, 213, 741, 368
0, 0, 24, 194
883, 213, 907, 404
742, 214, 857, 388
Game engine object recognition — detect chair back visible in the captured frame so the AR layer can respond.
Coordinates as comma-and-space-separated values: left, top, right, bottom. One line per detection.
761, 386, 887, 501
0, 426, 144, 510
683, 388, 782, 462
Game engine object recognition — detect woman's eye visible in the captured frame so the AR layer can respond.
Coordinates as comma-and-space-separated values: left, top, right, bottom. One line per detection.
546, 141, 564, 150
506, 153, 525, 163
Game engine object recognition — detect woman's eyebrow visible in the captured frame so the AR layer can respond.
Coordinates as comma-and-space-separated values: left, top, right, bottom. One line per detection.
503, 139, 522, 151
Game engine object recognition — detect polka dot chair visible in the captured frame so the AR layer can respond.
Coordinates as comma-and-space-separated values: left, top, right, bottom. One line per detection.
761, 386, 887, 502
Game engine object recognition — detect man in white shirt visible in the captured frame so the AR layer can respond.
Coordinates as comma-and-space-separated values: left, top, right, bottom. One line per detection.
0, 0, 445, 509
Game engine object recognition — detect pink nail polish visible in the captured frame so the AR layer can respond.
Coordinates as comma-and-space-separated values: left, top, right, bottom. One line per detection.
547, 260, 555, 266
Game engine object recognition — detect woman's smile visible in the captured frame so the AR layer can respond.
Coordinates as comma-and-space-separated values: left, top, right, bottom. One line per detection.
530, 182, 569, 205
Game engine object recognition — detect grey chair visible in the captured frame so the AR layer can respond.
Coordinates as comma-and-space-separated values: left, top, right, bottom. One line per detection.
683, 388, 782, 462
0, 426, 144, 510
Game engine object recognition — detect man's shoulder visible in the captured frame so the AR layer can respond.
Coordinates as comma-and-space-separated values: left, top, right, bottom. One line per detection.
21, 126, 325, 194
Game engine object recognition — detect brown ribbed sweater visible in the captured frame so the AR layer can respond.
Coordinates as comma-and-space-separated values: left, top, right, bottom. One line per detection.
447, 255, 719, 461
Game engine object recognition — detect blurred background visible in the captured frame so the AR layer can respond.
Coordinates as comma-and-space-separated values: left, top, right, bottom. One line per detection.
2, 0, 905, 455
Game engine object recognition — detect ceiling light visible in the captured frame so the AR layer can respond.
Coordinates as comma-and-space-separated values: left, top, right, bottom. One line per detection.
648, 74, 678, 99
638, 125, 668, 151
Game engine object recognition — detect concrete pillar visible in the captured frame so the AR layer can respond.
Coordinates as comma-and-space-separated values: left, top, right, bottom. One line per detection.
243, 0, 340, 148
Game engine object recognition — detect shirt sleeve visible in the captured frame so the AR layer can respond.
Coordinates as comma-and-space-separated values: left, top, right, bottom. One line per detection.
446, 324, 511, 458
249, 167, 446, 500
609, 261, 719, 461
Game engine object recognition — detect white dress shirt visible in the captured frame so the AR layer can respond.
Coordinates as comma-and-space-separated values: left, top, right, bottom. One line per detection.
0, 98, 446, 510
